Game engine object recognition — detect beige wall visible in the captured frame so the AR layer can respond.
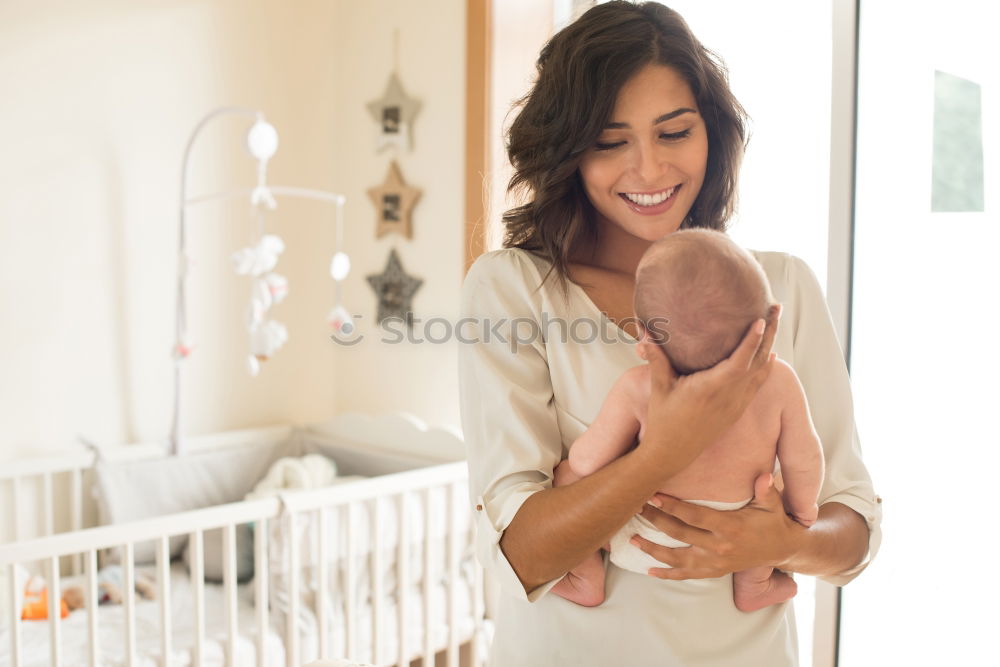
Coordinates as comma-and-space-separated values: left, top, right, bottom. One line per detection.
327, 0, 466, 431
0, 0, 466, 460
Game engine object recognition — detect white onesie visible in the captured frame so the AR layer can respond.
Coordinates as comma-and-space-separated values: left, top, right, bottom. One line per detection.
608, 498, 751, 573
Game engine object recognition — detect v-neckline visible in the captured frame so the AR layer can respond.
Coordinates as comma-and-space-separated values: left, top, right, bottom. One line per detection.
565, 272, 640, 344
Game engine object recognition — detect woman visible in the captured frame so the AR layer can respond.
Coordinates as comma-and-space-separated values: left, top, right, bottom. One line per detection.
458, 3, 881, 665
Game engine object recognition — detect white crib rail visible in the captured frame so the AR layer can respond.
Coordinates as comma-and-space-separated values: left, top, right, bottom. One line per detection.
85, 549, 99, 666
0, 425, 296, 553
1, 451, 96, 563
1, 461, 480, 667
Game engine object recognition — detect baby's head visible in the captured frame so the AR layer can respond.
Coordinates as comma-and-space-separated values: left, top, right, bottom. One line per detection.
634, 229, 775, 375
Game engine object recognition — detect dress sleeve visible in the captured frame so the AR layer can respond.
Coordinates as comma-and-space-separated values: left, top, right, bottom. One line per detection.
785, 254, 883, 587
458, 250, 566, 602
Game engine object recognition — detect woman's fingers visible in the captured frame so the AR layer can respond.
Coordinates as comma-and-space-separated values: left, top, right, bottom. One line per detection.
629, 537, 725, 578
720, 303, 783, 376
651, 495, 721, 533
723, 317, 767, 374
638, 504, 711, 545
749, 304, 782, 372
749, 473, 783, 511
639, 333, 677, 394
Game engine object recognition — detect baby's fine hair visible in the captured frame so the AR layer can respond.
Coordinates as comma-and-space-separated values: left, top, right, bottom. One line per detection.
634, 229, 775, 375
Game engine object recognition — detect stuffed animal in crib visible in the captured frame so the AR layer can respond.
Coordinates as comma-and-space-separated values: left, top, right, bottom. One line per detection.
22, 566, 157, 619
20, 577, 74, 620
90, 564, 157, 604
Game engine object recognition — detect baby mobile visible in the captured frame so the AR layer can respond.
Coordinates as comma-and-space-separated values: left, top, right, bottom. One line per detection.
364, 29, 424, 324
172, 106, 350, 455
231, 117, 289, 376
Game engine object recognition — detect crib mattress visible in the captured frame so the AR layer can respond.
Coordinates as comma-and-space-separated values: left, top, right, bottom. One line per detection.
1, 561, 477, 667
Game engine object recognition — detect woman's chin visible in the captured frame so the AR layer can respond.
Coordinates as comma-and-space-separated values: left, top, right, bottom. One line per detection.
632, 221, 684, 242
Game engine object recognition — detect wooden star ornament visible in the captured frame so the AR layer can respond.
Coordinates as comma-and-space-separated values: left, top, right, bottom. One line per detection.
366, 72, 421, 151
366, 160, 421, 239
366, 248, 423, 326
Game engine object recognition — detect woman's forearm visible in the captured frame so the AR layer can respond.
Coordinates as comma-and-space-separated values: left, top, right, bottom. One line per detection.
499, 445, 672, 594
778, 501, 869, 576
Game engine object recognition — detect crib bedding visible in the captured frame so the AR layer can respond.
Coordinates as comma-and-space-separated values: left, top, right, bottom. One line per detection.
1, 563, 285, 667
1, 560, 477, 667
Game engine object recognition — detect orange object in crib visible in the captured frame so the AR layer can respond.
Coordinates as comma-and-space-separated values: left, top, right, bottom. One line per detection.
21, 588, 69, 621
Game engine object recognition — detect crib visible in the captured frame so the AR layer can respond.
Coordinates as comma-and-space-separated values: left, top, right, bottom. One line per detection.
0, 413, 486, 667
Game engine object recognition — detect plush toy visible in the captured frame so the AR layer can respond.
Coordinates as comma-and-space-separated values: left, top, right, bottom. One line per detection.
327, 304, 354, 334
250, 320, 288, 359
231, 234, 285, 277
95, 565, 156, 604
20, 584, 70, 621
23, 565, 158, 619
232, 233, 290, 375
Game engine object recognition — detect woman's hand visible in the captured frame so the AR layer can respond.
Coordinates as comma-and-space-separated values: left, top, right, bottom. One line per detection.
634, 473, 806, 580
635, 304, 782, 473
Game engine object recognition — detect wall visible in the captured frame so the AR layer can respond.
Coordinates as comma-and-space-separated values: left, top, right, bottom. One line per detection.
325, 0, 466, 431
0, 0, 466, 462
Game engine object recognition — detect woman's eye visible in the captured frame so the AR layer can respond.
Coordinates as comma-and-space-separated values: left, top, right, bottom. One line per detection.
660, 129, 691, 141
594, 140, 626, 151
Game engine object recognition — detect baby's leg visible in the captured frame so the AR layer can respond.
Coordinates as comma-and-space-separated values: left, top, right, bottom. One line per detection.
551, 550, 607, 607
550, 462, 608, 605
732, 566, 797, 612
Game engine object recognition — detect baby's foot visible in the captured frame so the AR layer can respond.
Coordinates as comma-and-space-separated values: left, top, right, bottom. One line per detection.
552, 570, 606, 607
733, 570, 797, 612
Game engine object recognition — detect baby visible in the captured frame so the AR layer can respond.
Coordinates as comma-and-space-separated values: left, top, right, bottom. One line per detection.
552, 229, 824, 612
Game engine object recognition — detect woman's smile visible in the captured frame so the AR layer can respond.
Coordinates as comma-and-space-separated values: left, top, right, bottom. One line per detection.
619, 185, 681, 215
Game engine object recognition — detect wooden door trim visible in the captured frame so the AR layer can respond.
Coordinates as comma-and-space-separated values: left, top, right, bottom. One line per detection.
464, 0, 491, 274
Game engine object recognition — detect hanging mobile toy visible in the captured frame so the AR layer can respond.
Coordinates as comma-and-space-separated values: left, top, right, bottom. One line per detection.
171, 107, 350, 456
327, 198, 354, 335
232, 212, 289, 376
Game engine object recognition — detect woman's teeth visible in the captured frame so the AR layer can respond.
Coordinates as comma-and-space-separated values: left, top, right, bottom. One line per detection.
622, 186, 677, 207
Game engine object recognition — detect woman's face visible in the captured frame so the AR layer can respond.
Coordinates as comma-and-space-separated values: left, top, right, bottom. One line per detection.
578, 64, 709, 243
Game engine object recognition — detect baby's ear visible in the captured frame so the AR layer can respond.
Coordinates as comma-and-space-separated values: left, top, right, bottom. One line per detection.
634, 322, 650, 359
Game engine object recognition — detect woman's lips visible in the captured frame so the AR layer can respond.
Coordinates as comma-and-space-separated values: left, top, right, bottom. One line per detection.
618, 185, 681, 215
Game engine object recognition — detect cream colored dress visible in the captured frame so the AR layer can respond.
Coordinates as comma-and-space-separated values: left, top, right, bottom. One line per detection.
458, 247, 882, 667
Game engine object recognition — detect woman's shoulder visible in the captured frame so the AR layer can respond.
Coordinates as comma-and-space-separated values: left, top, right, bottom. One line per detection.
747, 249, 820, 304
463, 247, 552, 293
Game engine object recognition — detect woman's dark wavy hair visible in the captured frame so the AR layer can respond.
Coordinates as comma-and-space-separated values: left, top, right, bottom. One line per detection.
502, 1, 748, 294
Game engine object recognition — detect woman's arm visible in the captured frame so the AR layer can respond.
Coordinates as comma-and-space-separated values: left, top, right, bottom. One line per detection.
505, 444, 682, 592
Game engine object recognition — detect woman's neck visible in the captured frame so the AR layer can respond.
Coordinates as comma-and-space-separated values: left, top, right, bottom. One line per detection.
573, 220, 652, 276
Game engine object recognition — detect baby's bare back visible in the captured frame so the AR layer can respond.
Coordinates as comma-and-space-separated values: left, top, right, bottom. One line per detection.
630, 360, 802, 503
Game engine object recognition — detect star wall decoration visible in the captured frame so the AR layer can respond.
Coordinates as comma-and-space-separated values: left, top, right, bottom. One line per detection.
366, 72, 421, 151
366, 248, 423, 327
366, 160, 421, 239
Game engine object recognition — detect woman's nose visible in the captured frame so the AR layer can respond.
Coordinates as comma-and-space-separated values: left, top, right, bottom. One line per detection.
631, 143, 666, 184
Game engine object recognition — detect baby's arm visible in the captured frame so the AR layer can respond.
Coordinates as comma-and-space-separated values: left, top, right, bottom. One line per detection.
550, 366, 645, 607
774, 360, 825, 526
566, 365, 646, 478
